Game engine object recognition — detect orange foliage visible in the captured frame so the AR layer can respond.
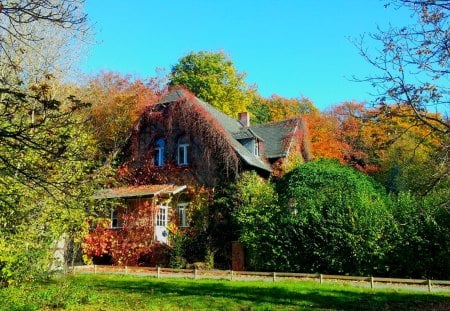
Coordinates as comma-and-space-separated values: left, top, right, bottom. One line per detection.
86, 71, 167, 154
305, 112, 348, 162
306, 102, 380, 174
83, 201, 164, 266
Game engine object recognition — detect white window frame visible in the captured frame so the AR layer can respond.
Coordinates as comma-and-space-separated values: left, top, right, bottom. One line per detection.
177, 143, 189, 166
154, 139, 165, 167
110, 209, 121, 229
254, 139, 259, 156
156, 206, 168, 227
177, 203, 189, 228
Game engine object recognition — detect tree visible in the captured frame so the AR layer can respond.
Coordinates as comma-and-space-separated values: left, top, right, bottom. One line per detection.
0, 1, 99, 286
275, 160, 391, 275
355, 1, 450, 192
0, 0, 90, 81
233, 172, 281, 271
386, 191, 450, 279
248, 94, 318, 124
169, 51, 255, 117
356, 0, 449, 134
81, 71, 166, 158
0, 81, 104, 285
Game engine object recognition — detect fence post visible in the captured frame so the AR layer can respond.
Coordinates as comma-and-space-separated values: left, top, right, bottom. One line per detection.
370, 277, 374, 289
125, 266, 128, 274
428, 279, 432, 292
319, 274, 323, 284
194, 269, 198, 280
273, 272, 276, 282
94, 264, 97, 274
157, 266, 160, 279
230, 270, 233, 281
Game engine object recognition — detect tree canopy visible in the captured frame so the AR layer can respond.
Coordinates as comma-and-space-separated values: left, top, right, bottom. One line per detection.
169, 51, 255, 117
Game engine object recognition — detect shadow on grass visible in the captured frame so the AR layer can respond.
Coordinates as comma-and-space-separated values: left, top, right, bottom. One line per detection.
77, 274, 450, 310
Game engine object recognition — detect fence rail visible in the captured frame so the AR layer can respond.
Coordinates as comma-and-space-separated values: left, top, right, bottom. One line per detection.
72, 265, 450, 292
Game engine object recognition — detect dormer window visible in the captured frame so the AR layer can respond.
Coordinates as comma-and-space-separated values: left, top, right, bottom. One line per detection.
254, 140, 260, 156
177, 136, 189, 166
154, 138, 165, 167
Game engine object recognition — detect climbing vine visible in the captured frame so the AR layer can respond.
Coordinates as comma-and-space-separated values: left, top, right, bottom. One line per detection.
119, 87, 242, 187
82, 201, 164, 266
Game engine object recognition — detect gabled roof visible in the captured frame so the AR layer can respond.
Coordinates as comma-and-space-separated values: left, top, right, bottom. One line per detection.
157, 89, 272, 172
250, 119, 300, 159
155, 88, 305, 171
94, 184, 186, 199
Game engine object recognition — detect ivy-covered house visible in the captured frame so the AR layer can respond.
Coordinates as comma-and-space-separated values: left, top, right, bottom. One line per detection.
87, 87, 310, 266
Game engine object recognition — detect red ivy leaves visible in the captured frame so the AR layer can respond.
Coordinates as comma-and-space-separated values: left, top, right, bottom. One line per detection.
83, 201, 157, 266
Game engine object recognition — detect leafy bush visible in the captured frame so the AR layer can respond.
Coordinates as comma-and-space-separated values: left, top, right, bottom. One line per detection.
236, 160, 393, 275
234, 172, 282, 271
275, 159, 392, 275
386, 191, 450, 279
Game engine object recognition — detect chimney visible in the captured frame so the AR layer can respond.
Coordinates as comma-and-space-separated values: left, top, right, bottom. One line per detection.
238, 112, 250, 127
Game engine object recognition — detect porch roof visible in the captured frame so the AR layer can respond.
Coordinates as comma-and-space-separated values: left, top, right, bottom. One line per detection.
94, 184, 187, 199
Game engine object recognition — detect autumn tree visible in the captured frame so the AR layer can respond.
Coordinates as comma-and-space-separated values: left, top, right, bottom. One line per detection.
354, 0, 449, 194
0, 1, 102, 286
81, 71, 166, 158
169, 51, 256, 117
356, 0, 449, 134
248, 94, 317, 124
0, 0, 90, 81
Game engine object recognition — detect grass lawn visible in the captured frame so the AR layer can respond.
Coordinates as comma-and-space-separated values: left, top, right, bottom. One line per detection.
1, 274, 450, 310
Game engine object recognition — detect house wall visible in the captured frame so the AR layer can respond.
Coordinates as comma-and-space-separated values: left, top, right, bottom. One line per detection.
124, 101, 241, 187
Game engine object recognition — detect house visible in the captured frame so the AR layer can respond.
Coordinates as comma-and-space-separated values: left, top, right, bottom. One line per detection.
88, 87, 310, 266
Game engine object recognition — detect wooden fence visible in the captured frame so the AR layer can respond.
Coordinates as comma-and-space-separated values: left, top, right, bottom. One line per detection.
72, 265, 450, 293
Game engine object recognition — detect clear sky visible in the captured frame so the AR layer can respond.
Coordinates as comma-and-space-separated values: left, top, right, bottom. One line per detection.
82, 1, 413, 111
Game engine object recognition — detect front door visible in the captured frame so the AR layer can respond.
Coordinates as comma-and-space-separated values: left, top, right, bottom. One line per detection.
155, 205, 169, 244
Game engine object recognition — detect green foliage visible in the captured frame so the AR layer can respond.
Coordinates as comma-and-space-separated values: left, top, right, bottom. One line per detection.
234, 172, 282, 271
386, 191, 450, 279
169, 231, 188, 269
276, 159, 391, 275
169, 51, 255, 117
236, 160, 393, 275
0, 82, 107, 286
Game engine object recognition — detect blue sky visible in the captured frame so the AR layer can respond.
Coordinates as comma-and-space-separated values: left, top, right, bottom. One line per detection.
82, 1, 412, 111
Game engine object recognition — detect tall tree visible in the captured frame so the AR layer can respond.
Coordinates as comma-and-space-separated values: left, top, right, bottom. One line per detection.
248, 94, 317, 124
0, 1, 99, 286
354, 1, 449, 193
0, 0, 90, 81
81, 71, 166, 158
356, 0, 449, 134
169, 51, 256, 117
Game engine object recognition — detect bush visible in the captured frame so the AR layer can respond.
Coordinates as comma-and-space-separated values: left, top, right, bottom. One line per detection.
235, 160, 393, 275
386, 191, 450, 279
234, 172, 281, 271
276, 159, 392, 275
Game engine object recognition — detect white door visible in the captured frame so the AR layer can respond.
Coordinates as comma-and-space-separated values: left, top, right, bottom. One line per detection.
155, 205, 169, 244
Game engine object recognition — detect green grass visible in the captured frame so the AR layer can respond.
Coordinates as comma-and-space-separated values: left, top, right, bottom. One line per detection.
1, 274, 450, 310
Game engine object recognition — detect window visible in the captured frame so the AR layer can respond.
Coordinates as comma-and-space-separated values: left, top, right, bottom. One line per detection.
177, 136, 189, 166
154, 138, 165, 167
155, 205, 169, 244
156, 206, 168, 227
254, 139, 259, 156
177, 203, 189, 227
110, 208, 122, 229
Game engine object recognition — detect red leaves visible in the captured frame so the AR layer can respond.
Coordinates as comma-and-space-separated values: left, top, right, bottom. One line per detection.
83, 201, 157, 266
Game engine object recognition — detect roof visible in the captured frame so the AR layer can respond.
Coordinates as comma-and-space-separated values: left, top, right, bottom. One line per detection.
250, 119, 300, 158
94, 184, 187, 199
155, 88, 304, 171
158, 89, 272, 172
